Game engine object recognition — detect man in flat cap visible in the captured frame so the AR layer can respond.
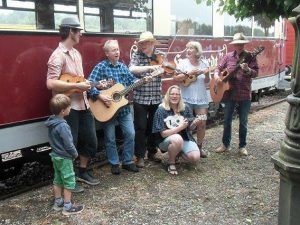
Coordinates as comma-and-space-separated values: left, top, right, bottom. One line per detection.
46, 17, 101, 193
213, 33, 259, 156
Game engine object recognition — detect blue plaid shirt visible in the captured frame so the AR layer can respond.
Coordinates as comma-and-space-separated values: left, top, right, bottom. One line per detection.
129, 50, 162, 105
88, 59, 137, 117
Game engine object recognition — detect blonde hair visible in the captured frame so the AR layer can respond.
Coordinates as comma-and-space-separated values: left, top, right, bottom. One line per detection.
103, 40, 119, 52
161, 85, 185, 112
186, 41, 203, 59
49, 94, 71, 115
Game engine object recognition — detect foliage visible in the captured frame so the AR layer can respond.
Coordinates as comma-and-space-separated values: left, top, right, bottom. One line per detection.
195, 0, 300, 20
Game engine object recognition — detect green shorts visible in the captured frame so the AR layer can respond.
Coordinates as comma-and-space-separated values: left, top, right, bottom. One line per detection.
51, 155, 76, 190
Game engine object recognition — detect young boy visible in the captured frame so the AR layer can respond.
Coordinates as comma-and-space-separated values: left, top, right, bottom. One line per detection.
45, 94, 84, 215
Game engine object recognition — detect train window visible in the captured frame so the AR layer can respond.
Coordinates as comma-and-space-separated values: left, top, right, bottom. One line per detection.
7, 0, 34, 9
83, 0, 152, 33
224, 13, 252, 36
0, 0, 78, 30
170, 0, 213, 35
53, 1, 78, 30
84, 7, 100, 32
253, 18, 275, 37
0, 9, 36, 30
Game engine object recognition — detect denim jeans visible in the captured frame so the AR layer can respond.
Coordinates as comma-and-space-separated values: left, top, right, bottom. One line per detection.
133, 103, 159, 158
65, 109, 97, 158
222, 100, 251, 148
102, 112, 135, 165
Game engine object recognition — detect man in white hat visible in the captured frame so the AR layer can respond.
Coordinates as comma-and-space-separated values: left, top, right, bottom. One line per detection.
213, 32, 259, 156
46, 17, 101, 193
129, 31, 163, 167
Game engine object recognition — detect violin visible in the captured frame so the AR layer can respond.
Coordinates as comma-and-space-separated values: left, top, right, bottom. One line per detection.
150, 53, 180, 75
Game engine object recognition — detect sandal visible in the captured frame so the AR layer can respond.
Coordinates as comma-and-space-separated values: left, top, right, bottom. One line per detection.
167, 164, 178, 175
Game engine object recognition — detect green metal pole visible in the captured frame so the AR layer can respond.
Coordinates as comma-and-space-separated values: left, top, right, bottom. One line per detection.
272, 5, 300, 225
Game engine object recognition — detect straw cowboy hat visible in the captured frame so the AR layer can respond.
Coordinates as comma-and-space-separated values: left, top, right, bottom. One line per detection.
230, 33, 250, 45
137, 31, 157, 43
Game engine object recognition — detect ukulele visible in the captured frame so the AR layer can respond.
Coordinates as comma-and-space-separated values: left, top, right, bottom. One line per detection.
209, 46, 264, 103
181, 66, 215, 87
89, 68, 164, 122
164, 115, 184, 129
58, 74, 107, 96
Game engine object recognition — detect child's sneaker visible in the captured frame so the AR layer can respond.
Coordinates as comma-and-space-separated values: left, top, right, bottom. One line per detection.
62, 204, 84, 216
52, 200, 64, 211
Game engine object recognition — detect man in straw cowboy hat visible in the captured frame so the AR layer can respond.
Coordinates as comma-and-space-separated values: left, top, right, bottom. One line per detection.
129, 31, 164, 167
213, 32, 259, 156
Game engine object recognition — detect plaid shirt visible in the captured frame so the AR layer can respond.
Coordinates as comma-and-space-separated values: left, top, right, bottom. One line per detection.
88, 59, 137, 118
129, 50, 162, 105
47, 42, 89, 110
215, 50, 259, 101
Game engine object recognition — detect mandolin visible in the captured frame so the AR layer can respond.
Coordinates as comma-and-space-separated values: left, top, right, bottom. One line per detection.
209, 46, 264, 103
58, 74, 108, 96
181, 66, 215, 87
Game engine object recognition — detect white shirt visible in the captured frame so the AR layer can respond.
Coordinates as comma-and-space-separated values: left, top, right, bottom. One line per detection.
177, 58, 209, 105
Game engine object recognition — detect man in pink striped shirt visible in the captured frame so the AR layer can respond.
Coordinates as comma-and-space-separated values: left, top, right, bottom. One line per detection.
46, 17, 100, 192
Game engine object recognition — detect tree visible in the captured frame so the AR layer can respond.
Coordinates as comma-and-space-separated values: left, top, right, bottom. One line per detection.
196, 0, 300, 20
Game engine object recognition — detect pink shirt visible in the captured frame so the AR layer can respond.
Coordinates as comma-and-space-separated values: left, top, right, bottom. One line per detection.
47, 42, 89, 110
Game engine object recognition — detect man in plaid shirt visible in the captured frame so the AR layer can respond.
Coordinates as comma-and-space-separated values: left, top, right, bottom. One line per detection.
129, 31, 163, 168
214, 33, 259, 156
88, 40, 152, 175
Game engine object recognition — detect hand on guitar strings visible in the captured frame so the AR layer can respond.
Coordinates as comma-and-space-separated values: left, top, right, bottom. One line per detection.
98, 94, 112, 107
240, 63, 250, 72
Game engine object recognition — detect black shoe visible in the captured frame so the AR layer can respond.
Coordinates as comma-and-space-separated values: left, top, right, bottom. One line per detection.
71, 183, 84, 193
111, 164, 121, 175
77, 171, 100, 185
122, 163, 139, 172
148, 153, 161, 163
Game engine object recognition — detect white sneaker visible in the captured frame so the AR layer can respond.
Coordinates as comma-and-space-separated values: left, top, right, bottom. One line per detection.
239, 148, 248, 156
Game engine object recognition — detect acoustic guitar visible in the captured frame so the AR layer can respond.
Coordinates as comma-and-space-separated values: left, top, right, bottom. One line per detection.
181, 66, 215, 87
209, 46, 264, 103
89, 68, 164, 122
59, 74, 106, 96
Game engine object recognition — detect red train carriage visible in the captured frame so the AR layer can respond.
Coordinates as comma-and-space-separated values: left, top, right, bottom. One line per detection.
0, 0, 290, 176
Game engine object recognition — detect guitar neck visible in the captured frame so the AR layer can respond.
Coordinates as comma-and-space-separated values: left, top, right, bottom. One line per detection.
119, 68, 163, 96
119, 79, 145, 96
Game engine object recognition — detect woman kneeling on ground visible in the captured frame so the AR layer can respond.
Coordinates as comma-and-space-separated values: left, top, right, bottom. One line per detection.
152, 85, 201, 175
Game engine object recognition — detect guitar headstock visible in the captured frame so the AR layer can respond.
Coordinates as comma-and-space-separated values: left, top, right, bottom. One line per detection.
252, 46, 265, 57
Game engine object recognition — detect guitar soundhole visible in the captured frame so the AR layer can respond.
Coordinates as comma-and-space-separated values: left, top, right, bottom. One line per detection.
112, 92, 121, 102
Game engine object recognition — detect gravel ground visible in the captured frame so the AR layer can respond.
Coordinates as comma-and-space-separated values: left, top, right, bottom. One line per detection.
0, 102, 288, 225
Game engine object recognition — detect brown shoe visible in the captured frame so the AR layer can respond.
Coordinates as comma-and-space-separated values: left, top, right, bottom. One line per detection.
215, 145, 229, 153
200, 149, 208, 158
136, 158, 145, 168
148, 153, 161, 163
198, 143, 208, 158
239, 147, 248, 156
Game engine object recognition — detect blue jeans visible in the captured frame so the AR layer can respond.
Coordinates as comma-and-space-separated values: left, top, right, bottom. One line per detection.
102, 112, 135, 165
222, 100, 251, 148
